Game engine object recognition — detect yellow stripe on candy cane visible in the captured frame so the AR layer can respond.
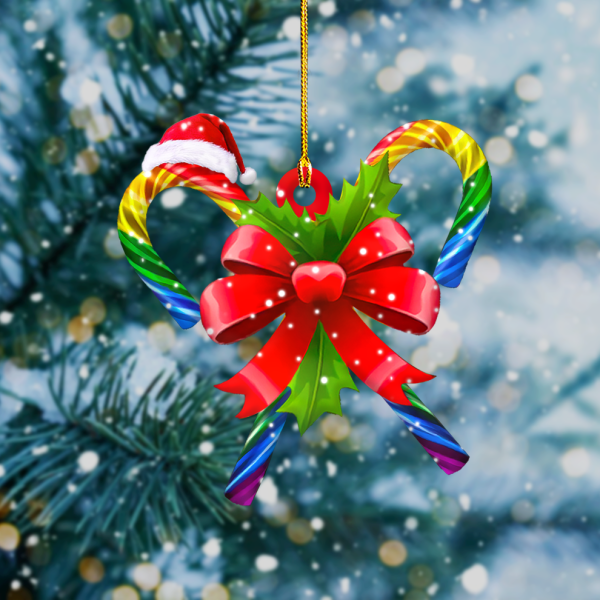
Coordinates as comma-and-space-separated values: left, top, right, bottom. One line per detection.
117, 164, 251, 330
367, 120, 487, 184
437, 123, 486, 183
117, 173, 152, 245
118, 166, 246, 254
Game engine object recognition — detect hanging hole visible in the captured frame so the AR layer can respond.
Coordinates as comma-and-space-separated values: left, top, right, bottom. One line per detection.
293, 186, 316, 207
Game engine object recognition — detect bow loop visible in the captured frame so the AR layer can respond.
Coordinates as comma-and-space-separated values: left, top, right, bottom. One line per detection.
201, 217, 440, 416
344, 266, 440, 334
200, 275, 295, 344
338, 218, 414, 275
222, 226, 296, 277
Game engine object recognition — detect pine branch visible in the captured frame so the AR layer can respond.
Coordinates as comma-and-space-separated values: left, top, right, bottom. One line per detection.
0, 0, 310, 329
0, 340, 250, 555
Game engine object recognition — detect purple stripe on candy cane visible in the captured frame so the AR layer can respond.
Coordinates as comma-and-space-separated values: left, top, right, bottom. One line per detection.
227, 462, 270, 506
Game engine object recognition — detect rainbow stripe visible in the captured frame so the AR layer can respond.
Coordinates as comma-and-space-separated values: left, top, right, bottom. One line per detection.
362, 120, 489, 474
364, 120, 492, 288
225, 389, 290, 505
386, 385, 469, 475
117, 163, 248, 329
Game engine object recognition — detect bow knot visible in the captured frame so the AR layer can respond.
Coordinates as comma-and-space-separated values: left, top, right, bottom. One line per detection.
292, 261, 346, 303
200, 217, 440, 418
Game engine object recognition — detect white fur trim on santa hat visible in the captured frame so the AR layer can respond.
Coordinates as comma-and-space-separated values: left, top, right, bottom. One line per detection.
141, 139, 238, 183
239, 167, 256, 185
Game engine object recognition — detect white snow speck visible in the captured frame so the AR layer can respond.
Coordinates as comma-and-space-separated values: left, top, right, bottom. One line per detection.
459, 493, 471, 511
256, 476, 278, 504
461, 564, 489, 594
172, 83, 186, 98
318, 1, 336, 17
326, 461, 337, 477
199, 441, 214, 455
0, 311, 14, 325
78, 450, 100, 472
256, 554, 279, 572
202, 538, 221, 557
79, 79, 102, 104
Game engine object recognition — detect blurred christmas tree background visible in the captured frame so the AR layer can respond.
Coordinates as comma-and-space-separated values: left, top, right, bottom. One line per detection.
1, 0, 600, 598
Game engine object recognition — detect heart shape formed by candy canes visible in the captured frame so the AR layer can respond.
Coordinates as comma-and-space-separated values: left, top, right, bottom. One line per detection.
117, 117, 492, 505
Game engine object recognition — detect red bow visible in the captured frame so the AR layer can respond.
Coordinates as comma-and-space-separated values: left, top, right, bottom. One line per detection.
200, 218, 440, 418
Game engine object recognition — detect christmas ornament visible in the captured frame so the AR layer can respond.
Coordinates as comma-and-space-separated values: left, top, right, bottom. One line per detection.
117, 0, 492, 507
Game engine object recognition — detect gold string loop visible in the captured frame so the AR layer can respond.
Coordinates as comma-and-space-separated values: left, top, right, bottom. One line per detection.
297, 0, 311, 188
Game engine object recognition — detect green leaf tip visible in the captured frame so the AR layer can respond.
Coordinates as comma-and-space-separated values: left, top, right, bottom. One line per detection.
278, 323, 358, 435
234, 153, 402, 266
231, 192, 326, 264
314, 153, 402, 261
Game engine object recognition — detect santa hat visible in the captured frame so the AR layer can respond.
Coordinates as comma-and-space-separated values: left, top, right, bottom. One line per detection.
141, 113, 257, 185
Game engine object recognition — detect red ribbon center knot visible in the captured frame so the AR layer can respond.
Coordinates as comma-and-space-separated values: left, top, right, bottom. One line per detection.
291, 261, 347, 304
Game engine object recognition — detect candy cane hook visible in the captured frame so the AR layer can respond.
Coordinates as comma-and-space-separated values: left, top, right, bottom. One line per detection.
361, 119, 492, 475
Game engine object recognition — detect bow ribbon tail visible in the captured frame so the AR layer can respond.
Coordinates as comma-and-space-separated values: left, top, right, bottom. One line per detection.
216, 302, 320, 419
320, 299, 434, 403
320, 300, 468, 474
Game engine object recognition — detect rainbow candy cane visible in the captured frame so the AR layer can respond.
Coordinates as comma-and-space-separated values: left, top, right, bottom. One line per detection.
364, 120, 491, 287
117, 163, 248, 328
118, 120, 491, 505
224, 121, 491, 501
362, 120, 492, 475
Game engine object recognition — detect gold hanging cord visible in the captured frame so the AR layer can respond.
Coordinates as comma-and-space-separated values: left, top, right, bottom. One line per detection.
297, 0, 311, 187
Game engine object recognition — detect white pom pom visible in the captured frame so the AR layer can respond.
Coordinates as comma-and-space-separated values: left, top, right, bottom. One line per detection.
239, 167, 257, 185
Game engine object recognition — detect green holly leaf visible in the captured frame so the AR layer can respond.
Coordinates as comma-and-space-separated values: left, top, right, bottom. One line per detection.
279, 323, 358, 434
232, 154, 401, 265
231, 193, 327, 264
315, 153, 402, 261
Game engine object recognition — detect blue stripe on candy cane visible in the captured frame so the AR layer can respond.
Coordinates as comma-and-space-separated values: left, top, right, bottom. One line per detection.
398, 407, 462, 447
433, 207, 488, 287
139, 274, 201, 328
229, 416, 287, 479
226, 421, 286, 492
399, 416, 466, 454
384, 387, 469, 475
439, 206, 488, 256
138, 275, 200, 311
225, 391, 291, 503
436, 206, 488, 261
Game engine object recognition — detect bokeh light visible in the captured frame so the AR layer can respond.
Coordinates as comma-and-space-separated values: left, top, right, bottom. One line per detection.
515, 74, 543, 102
148, 322, 176, 353
0, 523, 20, 551
378, 540, 407, 567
